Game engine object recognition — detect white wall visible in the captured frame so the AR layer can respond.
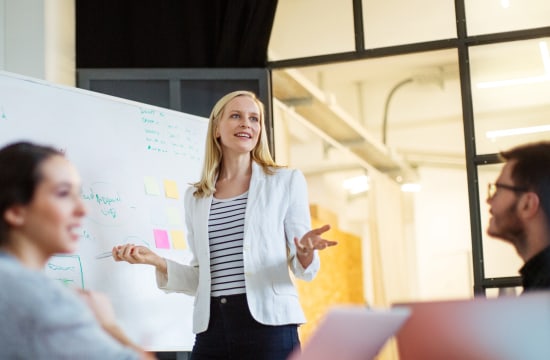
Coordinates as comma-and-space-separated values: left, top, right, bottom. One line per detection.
3, 0, 46, 79
0, 0, 5, 69
1, 0, 74, 85
414, 166, 473, 299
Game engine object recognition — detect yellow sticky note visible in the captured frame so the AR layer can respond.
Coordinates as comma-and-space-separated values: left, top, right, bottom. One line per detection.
166, 207, 183, 225
170, 230, 186, 250
144, 176, 161, 196
164, 179, 179, 199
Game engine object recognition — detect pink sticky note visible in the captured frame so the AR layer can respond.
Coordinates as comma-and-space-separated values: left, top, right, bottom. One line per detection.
153, 229, 170, 249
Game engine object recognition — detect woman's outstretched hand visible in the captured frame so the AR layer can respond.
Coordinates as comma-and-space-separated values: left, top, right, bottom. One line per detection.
112, 244, 167, 274
294, 224, 337, 268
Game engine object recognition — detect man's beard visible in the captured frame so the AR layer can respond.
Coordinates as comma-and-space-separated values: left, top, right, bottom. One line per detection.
489, 199, 526, 251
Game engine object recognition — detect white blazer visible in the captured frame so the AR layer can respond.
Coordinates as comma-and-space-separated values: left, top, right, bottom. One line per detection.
155, 161, 320, 334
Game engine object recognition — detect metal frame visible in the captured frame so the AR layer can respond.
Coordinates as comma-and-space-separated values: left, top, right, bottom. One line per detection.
267, 0, 550, 296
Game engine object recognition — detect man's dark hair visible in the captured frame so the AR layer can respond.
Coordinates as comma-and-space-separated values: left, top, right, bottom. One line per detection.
500, 141, 550, 223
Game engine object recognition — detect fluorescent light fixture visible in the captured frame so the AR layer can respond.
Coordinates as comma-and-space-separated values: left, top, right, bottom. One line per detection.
477, 41, 550, 89
477, 75, 549, 88
401, 183, 421, 193
486, 124, 550, 140
343, 175, 369, 194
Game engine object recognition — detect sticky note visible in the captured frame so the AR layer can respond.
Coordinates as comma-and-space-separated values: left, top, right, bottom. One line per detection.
170, 230, 186, 250
164, 179, 179, 199
144, 176, 161, 196
153, 229, 170, 249
166, 207, 183, 225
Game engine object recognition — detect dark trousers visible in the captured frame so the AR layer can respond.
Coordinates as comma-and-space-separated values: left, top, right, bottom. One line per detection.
190, 294, 300, 360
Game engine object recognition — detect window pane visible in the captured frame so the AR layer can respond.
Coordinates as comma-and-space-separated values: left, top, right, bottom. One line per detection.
477, 163, 523, 278
470, 38, 550, 154
362, 0, 456, 48
465, 0, 550, 35
278, 49, 463, 157
269, 0, 355, 60
273, 49, 470, 298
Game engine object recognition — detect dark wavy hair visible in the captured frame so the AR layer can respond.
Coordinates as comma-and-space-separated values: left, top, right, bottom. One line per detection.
0, 142, 63, 244
500, 141, 550, 223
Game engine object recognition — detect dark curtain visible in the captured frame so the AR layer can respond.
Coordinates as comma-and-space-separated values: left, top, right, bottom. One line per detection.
76, 0, 278, 68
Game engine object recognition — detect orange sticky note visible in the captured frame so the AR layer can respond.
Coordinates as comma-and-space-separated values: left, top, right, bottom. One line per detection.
170, 230, 186, 250
164, 180, 179, 199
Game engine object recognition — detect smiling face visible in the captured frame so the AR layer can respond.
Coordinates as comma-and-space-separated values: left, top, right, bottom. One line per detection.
215, 95, 261, 156
6, 155, 87, 261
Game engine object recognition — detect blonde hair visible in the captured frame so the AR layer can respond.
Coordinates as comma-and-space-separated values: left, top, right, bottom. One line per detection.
192, 91, 282, 198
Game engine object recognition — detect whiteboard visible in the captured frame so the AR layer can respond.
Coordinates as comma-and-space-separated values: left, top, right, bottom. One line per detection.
0, 71, 208, 351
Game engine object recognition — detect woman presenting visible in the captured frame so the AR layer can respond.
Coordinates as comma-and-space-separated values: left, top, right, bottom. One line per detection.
114, 90, 337, 359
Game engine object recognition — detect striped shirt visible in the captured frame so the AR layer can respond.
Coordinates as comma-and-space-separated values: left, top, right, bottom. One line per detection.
209, 191, 248, 297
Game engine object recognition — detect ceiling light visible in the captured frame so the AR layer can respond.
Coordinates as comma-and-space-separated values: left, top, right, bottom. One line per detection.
486, 124, 550, 140
477, 74, 549, 88
501, 0, 510, 9
343, 175, 369, 194
401, 183, 422, 192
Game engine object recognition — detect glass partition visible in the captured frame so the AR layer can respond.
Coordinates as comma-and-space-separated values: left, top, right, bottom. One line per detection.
470, 38, 550, 155
362, 0, 456, 48
269, 0, 355, 60
465, 0, 550, 36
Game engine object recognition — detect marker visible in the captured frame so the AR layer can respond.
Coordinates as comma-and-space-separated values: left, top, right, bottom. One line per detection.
95, 251, 113, 260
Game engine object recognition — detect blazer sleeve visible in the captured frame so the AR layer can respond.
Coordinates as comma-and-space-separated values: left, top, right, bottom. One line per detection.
155, 186, 200, 295
285, 169, 320, 281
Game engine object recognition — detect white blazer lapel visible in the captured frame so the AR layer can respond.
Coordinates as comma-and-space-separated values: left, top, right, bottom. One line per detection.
194, 194, 213, 256
244, 162, 267, 240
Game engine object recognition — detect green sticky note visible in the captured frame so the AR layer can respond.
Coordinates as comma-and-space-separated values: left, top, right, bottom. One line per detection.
166, 207, 183, 225
144, 176, 161, 196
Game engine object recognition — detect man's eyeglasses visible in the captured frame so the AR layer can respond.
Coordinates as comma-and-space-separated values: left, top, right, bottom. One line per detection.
487, 183, 529, 200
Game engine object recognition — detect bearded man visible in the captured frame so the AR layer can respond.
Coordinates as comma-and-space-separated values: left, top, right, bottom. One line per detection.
487, 141, 550, 291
